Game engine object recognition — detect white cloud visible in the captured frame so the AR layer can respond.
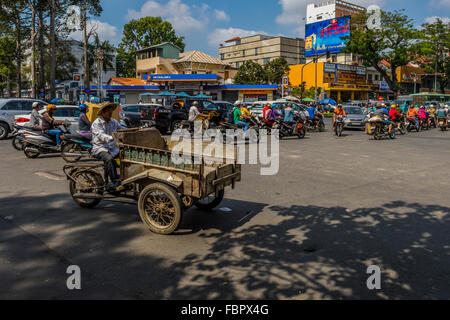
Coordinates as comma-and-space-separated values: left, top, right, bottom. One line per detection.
425, 16, 450, 24
208, 27, 268, 48
276, 0, 384, 36
430, 0, 450, 8
215, 9, 230, 22
70, 19, 119, 44
126, 0, 204, 32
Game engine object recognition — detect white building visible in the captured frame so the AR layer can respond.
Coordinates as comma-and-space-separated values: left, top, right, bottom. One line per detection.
306, 0, 365, 24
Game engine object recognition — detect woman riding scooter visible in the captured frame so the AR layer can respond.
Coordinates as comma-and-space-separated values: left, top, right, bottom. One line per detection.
41, 104, 66, 148
78, 104, 92, 140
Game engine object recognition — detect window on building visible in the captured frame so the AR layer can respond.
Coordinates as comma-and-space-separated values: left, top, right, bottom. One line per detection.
317, 16, 323, 20
332, 55, 337, 62
236, 62, 240, 68
220, 53, 224, 60
368, 74, 373, 81
242, 50, 245, 57
264, 58, 270, 65
375, 74, 379, 81
352, 54, 357, 62
255, 48, 258, 55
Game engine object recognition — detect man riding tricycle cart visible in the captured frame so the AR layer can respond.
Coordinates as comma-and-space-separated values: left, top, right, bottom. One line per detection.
63, 103, 241, 235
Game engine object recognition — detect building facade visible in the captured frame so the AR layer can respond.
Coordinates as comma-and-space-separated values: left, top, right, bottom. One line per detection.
218, 35, 305, 68
306, 0, 365, 24
135, 42, 237, 84
289, 62, 372, 102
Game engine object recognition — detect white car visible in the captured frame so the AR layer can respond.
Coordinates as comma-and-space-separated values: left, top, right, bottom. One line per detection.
14, 105, 82, 131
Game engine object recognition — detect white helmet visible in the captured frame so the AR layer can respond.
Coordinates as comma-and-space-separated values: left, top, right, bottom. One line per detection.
32, 102, 40, 109
234, 101, 242, 106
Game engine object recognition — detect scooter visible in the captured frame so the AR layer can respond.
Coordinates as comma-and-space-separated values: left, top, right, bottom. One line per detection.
438, 118, 448, 131
60, 133, 93, 163
406, 117, 421, 132
334, 115, 345, 137
371, 116, 395, 140
11, 124, 42, 151
305, 113, 325, 132
394, 115, 407, 135
218, 118, 260, 143
273, 114, 306, 139
22, 125, 70, 159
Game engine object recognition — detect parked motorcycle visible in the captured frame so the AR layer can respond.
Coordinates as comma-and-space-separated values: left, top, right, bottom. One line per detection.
60, 133, 93, 163
273, 114, 306, 139
22, 125, 70, 159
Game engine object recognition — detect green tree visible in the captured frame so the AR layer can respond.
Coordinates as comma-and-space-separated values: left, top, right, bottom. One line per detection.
416, 18, 450, 93
343, 10, 420, 96
0, 35, 16, 97
116, 17, 185, 78
233, 60, 266, 85
264, 58, 290, 84
86, 35, 116, 81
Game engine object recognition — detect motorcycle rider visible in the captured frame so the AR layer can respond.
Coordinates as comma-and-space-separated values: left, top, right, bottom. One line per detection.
418, 106, 427, 128
41, 104, 66, 147
407, 105, 420, 129
91, 102, 123, 193
29, 102, 42, 129
374, 104, 393, 134
436, 105, 448, 127
307, 105, 318, 128
333, 105, 347, 131
232, 102, 249, 134
389, 104, 402, 130
78, 104, 92, 140
263, 103, 272, 119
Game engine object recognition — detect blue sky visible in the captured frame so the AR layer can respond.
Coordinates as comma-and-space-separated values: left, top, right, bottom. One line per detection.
80, 0, 450, 56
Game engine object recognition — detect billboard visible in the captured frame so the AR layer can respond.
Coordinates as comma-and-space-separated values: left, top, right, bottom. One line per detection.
305, 16, 351, 57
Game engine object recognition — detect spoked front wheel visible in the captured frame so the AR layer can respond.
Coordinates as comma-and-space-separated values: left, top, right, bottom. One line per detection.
69, 169, 104, 208
138, 183, 182, 235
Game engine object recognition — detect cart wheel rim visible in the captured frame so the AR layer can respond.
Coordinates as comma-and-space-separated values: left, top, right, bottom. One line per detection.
142, 190, 177, 229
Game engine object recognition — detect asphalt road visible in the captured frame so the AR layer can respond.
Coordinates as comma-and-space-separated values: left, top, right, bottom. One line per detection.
0, 122, 449, 300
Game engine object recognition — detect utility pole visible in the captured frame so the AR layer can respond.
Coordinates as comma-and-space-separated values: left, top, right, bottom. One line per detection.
82, 6, 90, 99
95, 49, 104, 102
50, 0, 56, 99
434, 54, 438, 93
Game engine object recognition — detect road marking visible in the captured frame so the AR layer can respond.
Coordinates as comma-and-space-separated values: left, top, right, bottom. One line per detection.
34, 171, 66, 181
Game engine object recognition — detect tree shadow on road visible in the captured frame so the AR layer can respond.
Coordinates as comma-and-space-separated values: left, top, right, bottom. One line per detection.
169, 201, 450, 300
0, 193, 448, 300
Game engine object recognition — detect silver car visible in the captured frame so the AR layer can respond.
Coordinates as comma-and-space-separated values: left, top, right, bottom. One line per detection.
0, 98, 47, 139
14, 105, 82, 131
343, 106, 366, 130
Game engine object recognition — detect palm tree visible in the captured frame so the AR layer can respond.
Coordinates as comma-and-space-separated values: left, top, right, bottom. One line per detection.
85, 34, 115, 81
